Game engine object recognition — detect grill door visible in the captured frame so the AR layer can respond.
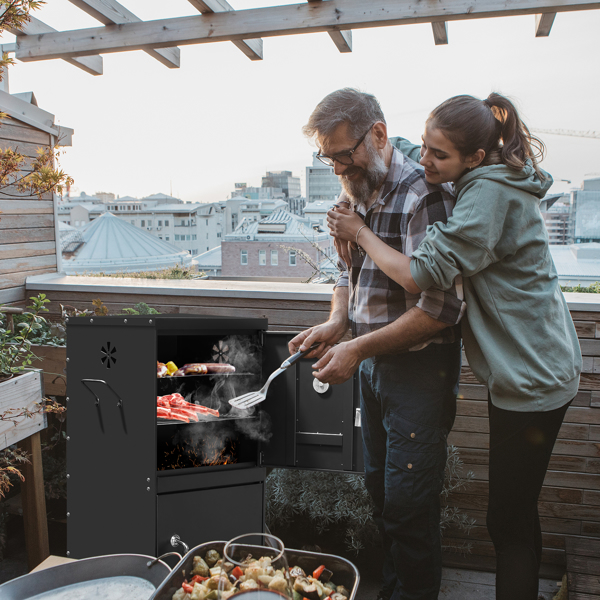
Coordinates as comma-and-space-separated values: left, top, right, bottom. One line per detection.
66, 321, 156, 558
260, 332, 359, 472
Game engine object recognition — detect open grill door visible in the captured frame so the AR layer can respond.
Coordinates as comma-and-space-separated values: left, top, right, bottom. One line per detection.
259, 332, 362, 473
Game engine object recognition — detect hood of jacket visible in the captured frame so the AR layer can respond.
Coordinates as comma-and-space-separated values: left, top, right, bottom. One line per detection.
455, 160, 553, 201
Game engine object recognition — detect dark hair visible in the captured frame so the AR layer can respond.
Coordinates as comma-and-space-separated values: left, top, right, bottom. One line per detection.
303, 88, 386, 141
427, 93, 546, 177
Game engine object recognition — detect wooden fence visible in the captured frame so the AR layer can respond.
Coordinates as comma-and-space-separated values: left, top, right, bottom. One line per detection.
0, 117, 58, 305
23, 276, 600, 576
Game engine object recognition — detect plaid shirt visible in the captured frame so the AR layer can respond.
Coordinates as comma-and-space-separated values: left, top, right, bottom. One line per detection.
335, 148, 466, 349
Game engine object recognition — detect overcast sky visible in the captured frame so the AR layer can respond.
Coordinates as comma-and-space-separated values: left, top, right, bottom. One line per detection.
2, 0, 600, 203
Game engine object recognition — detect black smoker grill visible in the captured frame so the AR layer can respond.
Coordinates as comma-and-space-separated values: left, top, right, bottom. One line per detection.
66, 315, 364, 559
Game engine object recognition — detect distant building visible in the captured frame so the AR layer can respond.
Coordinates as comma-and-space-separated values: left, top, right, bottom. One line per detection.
306, 152, 341, 203
231, 186, 285, 200
221, 209, 334, 279
541, 193, 571, 245
261, 170, 301, 198
194, 246, 222, 277
57, 193, 220, 255
304, 200, 336, 228
570, 178, 600, 243
550, 243, 600, 286
286, 196, 306, 216
62, 212, 192, 275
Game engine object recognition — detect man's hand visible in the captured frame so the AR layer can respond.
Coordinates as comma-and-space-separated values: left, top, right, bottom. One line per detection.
311, 340, 363, 385
288, 319, 348, 360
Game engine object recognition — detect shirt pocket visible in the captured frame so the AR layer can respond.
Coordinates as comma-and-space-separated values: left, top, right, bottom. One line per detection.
385, 412, 446, 508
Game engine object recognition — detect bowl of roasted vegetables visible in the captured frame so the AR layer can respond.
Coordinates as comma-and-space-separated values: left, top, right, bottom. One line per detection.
149, 541, 358, 600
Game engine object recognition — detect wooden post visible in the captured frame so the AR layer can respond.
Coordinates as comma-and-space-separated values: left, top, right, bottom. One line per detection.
17, 431, 50, 570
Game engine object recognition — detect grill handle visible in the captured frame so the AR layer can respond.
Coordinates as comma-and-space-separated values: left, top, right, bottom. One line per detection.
170, 534, 189, 554
81, 379, 124, 408
147, 551, 183, 568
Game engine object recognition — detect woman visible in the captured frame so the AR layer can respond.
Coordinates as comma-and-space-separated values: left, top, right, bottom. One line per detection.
327, 93, 582, 600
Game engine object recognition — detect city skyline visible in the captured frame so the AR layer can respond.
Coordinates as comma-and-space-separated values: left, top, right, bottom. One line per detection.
2, 0, 599, 203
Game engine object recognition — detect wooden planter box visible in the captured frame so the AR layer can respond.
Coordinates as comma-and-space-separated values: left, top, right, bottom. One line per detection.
0, 369, 50, 569
0, 369, 46, 450
31, 345, 67, 397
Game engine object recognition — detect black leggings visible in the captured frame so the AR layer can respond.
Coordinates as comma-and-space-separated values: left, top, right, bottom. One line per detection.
486, 397, 572, 600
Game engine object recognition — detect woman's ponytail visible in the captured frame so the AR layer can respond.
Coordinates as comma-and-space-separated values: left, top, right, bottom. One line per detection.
484, 93, 546, 177
428, 93, 546, 178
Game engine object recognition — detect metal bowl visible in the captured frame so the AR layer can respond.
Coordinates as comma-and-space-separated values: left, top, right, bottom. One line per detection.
150, 540, 359, 600
0, 554, 171, 600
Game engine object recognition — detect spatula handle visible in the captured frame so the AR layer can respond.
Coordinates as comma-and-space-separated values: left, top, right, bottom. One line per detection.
280, 343, 320, 369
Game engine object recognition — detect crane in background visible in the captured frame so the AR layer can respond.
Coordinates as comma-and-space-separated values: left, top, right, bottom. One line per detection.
533, 129, 600, 139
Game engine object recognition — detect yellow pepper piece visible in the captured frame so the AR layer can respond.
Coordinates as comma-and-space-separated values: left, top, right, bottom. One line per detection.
165, 361, 178, 375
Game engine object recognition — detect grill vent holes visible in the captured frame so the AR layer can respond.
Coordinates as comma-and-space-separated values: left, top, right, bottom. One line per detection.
100, 342, 117, 368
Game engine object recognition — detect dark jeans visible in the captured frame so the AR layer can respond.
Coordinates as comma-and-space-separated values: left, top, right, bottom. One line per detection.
487, 397, 572, 600
360, 342, 461, 600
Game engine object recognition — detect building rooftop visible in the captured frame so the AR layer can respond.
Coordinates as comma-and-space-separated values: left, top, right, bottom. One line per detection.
225, 209, 329, 243
550, 243, 600, 284
62, 212, 192, 274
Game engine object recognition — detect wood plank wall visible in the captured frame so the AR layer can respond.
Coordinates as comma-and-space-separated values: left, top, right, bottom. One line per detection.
0, 117, 57, 304
28, 285, 600, 576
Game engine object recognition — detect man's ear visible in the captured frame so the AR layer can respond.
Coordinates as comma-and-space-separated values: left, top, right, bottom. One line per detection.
371, 121, 388, 150
466, 149, 486, 169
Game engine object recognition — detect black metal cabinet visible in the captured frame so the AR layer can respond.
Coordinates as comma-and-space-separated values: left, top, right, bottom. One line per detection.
66, 316, 362, 560
66, 320, 157, 558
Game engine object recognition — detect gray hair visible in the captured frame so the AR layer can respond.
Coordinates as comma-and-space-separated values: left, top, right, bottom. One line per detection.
303, 88, 386, 141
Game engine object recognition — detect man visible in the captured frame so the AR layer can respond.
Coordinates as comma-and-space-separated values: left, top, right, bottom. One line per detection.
289, 88, 465, 600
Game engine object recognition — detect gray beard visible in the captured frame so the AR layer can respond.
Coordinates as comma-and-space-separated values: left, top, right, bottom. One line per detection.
340, 141, 388, 208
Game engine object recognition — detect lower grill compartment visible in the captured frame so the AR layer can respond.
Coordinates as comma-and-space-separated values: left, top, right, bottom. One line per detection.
156, 466, 266, 556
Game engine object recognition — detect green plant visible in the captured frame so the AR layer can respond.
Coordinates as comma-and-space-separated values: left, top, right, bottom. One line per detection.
120, 302, 160, 315
0, 294, 50, 377
561, 282, 600, 293
265, 446, 475, 555
80, 265, 203, 280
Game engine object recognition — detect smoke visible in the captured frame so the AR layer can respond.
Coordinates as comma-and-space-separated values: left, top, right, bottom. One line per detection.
159, 334, 274, 461
234, 410, 273, 443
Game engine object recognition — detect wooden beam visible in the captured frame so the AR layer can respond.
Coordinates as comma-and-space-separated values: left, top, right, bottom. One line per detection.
327, 29, 352, 52
535, 12, 557, 35
8, 16, 102, 75
14, 0, 600, 62
188, 0, 263, 61
67, 0, 180, 68
307, 0, 352, 52
431, 21, 449, 45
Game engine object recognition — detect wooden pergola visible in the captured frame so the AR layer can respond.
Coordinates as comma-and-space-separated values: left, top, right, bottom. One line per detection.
2, 0, 600, 76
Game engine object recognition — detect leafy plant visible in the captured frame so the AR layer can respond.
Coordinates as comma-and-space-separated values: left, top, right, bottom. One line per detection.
0, 397, 64, 500
81, 265, 202, 280
265, 445, 475, 555
0, 2, 73, 203
120, 302, 160, 315
561, 282, 600, 293
0, 294, 50, 377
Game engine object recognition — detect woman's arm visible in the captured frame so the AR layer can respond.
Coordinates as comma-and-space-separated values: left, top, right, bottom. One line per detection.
355, 228, 420, 293
327, 207, 421, 293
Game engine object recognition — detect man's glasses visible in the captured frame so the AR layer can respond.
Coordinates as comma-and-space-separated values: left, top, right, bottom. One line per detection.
316, 125, 373, 167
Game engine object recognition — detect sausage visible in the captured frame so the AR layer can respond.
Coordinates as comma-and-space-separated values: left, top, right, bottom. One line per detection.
175, 363, 236, 375
203, 363, 236, 373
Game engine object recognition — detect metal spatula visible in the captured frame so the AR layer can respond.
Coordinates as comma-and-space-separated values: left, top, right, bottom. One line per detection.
229, 344, 318, 409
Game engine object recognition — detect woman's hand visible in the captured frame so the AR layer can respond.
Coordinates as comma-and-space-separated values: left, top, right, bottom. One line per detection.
327, 207, 366, 242
334, 237, 352, 269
